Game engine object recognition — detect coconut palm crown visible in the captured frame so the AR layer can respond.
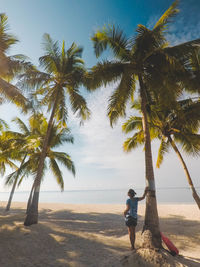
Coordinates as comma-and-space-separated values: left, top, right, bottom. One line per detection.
19, 33, 90, 125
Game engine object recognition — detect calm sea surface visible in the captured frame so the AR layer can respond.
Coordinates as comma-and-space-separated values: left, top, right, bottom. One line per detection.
0, 188, 198, 204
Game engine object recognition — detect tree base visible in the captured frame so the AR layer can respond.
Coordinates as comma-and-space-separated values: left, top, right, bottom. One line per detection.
121, 248, 199, 267
142, 228, 162, 248
24, 212, 38, 226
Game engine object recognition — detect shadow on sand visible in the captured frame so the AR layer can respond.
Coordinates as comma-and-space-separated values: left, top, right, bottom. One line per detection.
0, 205, 199, 266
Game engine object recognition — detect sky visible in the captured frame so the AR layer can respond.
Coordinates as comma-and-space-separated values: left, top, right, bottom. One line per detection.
0, 0, 200, 199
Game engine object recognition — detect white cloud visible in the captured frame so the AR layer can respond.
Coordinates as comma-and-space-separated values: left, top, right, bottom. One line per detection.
146, 5, 200, 46
69, 84, 144, 176
166, 20, 200, 46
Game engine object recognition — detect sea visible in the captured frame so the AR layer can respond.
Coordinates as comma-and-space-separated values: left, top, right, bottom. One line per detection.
0, 187, 198, 204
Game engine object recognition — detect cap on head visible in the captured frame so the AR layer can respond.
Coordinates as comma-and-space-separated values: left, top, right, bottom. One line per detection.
128, 189, 136, 197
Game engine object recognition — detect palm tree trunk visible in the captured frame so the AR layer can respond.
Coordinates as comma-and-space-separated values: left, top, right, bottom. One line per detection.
26, 182, 35, 214
169, 136, 200, 209
5, 176, 18, 212
24, 92, 60, 226
5, 154, 27, 212
139, 75, 162, 248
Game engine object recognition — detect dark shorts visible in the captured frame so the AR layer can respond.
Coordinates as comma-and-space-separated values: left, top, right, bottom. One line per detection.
125, 216, 137, 227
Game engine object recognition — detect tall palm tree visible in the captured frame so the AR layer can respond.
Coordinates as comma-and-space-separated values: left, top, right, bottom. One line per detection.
1, 114, 75, 211
86, 0, 200, 247
18, 34, 90, 225
122, 98, 200, 209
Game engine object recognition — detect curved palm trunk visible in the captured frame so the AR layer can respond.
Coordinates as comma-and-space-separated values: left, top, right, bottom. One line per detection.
24, 92, 60, 226
169, 136, 200, 209
5, 176, 18, 212
5, 154, 27, 212
139, 75, 161, 248
26, 182, 35, 214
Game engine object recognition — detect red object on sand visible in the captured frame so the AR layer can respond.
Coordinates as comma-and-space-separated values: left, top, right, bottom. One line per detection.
161, 232, 179, 255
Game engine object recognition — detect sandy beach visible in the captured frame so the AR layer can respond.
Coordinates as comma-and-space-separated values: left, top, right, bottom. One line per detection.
0, 202, 199, 267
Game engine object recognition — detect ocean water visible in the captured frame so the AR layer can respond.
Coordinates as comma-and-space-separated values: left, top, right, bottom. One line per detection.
0, 187, 198, 204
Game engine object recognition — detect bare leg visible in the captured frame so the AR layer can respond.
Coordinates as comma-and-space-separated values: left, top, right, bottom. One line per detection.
128, 226, 136, 249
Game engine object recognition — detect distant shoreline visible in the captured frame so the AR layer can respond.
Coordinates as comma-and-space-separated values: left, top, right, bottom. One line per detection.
0, 188, 197, 204
0, 200, 195, 205
0, 186, 199, 193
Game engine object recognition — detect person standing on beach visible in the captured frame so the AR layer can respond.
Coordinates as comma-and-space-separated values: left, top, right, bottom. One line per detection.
124, 188, 148, 250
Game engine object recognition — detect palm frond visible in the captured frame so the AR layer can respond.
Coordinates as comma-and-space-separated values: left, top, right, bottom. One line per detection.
40, 86, 55, 108
123, 131, 144, 152
132, 24, 167, 61
0, 13, 18, 53
156, 138, 169, 168
0, 161, 5, 176
17, 174, 26, 187
39, 54, 60, 74
153, 0, 179, 33
40, 33, 65, 74
122, 116, 143, 133
12, 117, 29, 134
164, 38, 200, 67
174, 132, 200, 156
108, 73, 136, 126
85, 60, 126, 91
67, 42, 83, 58
91, 25, 130, 60
18, 69, 51, 91
0, 118, 9, 131
0, 157, 17, 170
49, 158, 64, 191
0, 78, 27, 109
42, 33, 60, 57
49, 129, 73, 149
5, 170, 18, 186
50, 151, 75, 176
2, 55, 33, 82
54, 87, 68, 126
67, 87, 90, 122
66, 67, 86, 87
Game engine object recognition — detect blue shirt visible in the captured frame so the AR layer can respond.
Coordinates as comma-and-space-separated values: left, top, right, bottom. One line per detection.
126, 198, 138, 218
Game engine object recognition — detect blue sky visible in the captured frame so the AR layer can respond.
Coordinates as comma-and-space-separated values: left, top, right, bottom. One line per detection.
0, 0, 200, 198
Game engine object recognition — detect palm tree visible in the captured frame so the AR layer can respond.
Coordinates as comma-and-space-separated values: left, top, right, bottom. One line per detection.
25, 114, 75, 213
86, 0, 200, 247
1, 114, 75, 212
18, 34, 90, 225
122, 98, 200, 209
0, 115, 37, 212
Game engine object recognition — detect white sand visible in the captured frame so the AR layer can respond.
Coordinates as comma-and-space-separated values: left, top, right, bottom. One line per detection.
0, 202, 199, 266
